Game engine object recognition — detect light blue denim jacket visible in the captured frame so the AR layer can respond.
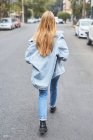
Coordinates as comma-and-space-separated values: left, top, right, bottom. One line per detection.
25, 31, 69, 90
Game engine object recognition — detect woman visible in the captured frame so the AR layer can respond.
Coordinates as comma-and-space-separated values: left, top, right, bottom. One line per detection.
25, 11, 69, 135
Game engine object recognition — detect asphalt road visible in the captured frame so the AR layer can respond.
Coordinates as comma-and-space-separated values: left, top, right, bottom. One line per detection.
0, 23, 93, 140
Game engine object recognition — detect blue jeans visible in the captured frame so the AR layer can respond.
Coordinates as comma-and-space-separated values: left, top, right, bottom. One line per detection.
39, 76, 60, 120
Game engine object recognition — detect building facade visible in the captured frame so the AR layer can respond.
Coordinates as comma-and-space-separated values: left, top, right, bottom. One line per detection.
63, 0, 72, 14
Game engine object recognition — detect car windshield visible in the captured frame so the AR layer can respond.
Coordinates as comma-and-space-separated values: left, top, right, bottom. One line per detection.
1, 19, 10, 23
81, 21, 92, 26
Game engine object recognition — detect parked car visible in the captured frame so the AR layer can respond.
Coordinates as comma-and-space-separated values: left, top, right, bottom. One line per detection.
27, 18, 38, 23
55, 17, 64, 24
75, 18, 93, 38
87, 21, 93, 45
0, 17, 16, 30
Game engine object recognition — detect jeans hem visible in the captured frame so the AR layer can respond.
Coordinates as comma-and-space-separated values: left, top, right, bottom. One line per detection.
39, 119, 47, 121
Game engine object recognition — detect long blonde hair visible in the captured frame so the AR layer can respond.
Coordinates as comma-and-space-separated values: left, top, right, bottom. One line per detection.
34, 11, 56, 57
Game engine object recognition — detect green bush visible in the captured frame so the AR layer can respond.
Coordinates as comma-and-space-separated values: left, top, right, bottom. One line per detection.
57, 11, 71, 23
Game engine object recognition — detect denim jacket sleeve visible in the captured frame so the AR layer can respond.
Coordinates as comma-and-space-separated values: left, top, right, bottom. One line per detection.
25, 39, 37, 64
57, 37, 69, 61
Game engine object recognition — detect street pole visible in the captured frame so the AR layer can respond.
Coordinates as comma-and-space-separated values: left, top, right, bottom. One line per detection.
82, 0, 86, 18
91, 0, 93, 18
22, 0, 24, 23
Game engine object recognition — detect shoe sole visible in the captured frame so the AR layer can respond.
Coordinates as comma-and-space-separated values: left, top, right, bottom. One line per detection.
50, 107, 56, 113
39, 128, 47, 135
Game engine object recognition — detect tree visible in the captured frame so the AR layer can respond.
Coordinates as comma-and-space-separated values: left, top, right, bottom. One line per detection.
46, 0, 63, 16
57, 11, 71, 23
31, 0, 49, 18
85, 2, 91, 17
10, 2, 21, 14
18, 0, 51, 18
70, 0, 82, 19
0, 0, 10, 18
27, 9, 32, 18
69, 0, 91, 19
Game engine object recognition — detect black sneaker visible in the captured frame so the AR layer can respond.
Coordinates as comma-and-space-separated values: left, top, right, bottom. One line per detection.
39, 121, 48, 135
50, 106, 56, 113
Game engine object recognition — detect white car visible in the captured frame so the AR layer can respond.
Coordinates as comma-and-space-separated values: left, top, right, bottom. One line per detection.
75, 18, 93, 38
27, 18, 37, 23
55, 17, 64, 24
0, 17, 16, 30
87, 21, 93, 45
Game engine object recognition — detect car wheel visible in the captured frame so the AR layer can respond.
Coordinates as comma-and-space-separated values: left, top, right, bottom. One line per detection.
10, 26, 13, 30
75, 32, 77, 36
87, 38, 92, 45
78, 32, 80, 38
87, 34, 92, 45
